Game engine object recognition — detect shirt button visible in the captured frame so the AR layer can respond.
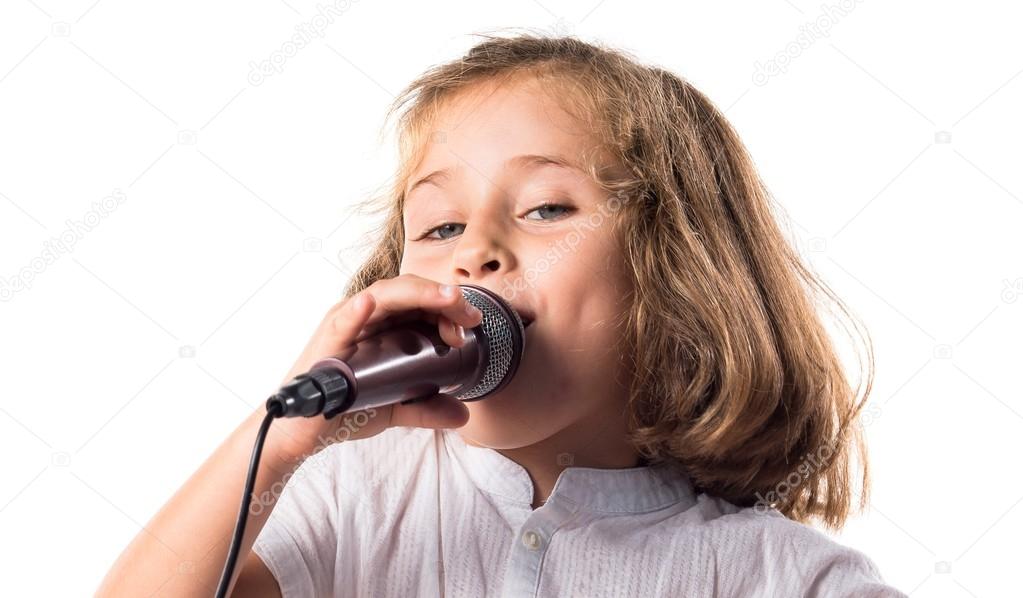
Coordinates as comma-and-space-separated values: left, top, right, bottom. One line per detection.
521, 530, 543, 551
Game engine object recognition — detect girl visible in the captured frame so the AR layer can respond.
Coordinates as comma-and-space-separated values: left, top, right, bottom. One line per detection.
99, 33, 904, 597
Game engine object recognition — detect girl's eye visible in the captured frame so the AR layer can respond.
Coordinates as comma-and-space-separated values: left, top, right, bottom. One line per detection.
421, 223, 465, 241
524, 202, 574, 221
416, 202, 575, 242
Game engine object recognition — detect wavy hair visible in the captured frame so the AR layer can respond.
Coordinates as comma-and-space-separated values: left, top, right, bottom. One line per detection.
341, 30, 874, 529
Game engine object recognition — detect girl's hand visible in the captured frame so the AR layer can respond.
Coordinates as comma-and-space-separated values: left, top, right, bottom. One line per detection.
266, 274, 484, 463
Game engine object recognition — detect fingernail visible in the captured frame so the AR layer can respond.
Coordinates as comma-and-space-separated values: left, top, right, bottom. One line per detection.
439, 284, 456, 298
456, 324, 466, 342
465, 302, 481, 318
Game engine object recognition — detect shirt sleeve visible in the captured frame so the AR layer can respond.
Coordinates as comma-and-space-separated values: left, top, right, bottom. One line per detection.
250, 442, 355, 598
803, 547, 907, 598
708, 509, 907, 598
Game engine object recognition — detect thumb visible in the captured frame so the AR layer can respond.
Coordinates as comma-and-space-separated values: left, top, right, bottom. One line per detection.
389, 394, 470, 430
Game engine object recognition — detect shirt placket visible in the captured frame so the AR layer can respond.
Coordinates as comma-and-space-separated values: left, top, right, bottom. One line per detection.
500, 498, 575, 598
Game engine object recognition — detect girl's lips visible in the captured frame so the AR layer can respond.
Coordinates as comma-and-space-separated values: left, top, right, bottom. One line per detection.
513, 308, 534, 328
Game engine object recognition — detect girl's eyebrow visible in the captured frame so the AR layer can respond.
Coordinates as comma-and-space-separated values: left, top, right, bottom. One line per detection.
406, 169, 452, 198
405, 153, 582, 199
508, 153, 582, 173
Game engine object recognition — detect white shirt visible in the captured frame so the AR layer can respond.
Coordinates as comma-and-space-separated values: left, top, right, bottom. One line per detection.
252, 425, 904, 597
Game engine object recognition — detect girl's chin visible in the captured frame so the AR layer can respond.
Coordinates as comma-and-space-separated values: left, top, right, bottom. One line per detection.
455, 428, 531, 451
456, 403, 551, 450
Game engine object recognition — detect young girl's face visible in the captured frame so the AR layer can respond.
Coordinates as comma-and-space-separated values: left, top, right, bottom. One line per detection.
399, 76, 633, 450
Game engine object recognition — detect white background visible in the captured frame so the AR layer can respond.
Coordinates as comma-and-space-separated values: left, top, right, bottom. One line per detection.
1, 1, 1021, 596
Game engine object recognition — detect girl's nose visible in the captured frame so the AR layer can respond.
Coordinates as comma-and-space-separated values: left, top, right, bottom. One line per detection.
451, 223, 512, 281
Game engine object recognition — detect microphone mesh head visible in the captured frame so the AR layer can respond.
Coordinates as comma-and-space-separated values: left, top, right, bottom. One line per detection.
455, 285, 525, 401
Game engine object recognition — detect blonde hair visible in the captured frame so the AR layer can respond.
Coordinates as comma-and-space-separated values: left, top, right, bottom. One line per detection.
343, 30, 874, 529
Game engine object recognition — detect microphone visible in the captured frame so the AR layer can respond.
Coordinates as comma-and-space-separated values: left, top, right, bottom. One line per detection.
266, 284, 526, 419
217, 283, 526, 597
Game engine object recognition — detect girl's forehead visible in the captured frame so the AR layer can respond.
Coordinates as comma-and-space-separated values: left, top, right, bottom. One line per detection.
433, 75, 587, 133
408, 82, 612, 187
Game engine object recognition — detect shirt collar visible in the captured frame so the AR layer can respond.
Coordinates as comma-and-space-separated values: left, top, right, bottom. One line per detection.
443, 429, 697, 514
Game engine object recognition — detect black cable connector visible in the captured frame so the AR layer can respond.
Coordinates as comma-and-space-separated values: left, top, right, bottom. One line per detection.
267, 367, 353, 419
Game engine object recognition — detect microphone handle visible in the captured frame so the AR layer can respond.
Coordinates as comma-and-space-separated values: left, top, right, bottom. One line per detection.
269, 320, 486, 419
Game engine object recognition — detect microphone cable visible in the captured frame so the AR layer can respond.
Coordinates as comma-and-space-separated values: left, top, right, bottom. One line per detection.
214, 364, 352, 597
214, 400, 282, 598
